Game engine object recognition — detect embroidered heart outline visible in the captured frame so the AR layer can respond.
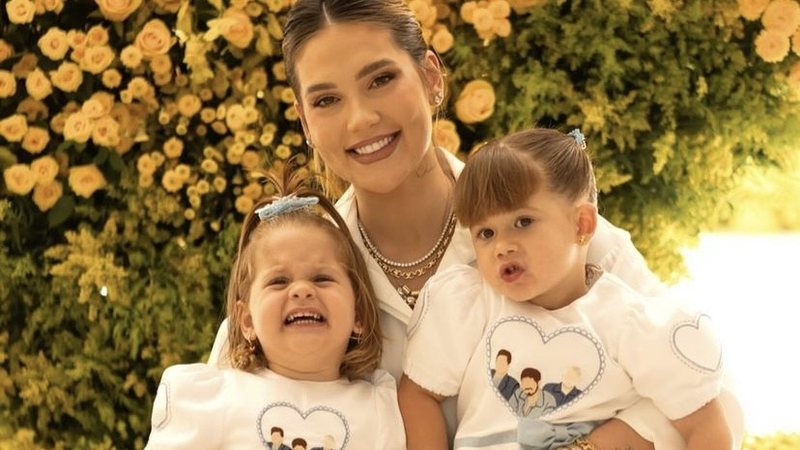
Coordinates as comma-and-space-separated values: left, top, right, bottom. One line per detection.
670, 313, 722, 373
485, 316, 606, 418
256, 402, 350, 450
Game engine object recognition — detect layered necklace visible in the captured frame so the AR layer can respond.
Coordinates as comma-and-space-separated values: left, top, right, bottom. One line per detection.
358, 204, 457, 309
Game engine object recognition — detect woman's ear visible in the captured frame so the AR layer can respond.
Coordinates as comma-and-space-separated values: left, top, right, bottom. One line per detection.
575, 203, 598, 244
422, 50, 445, 105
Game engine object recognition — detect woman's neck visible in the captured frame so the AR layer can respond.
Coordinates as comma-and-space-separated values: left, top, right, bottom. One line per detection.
354, 149, 454, 262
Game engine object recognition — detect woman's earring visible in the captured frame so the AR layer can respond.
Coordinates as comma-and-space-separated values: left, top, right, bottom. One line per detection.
433, 92, 443, 106
305, 138, 314, 148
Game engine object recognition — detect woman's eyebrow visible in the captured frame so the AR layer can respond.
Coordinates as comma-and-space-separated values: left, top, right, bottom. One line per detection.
304, 58, 396, 97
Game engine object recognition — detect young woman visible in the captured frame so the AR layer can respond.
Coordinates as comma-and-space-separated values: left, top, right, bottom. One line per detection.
210, 1, 744, 448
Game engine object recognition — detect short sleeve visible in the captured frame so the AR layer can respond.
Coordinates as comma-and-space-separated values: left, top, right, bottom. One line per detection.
145, 363, 227, 449
589, 216, 666, 296
371, 370, 407, 450
403, 264, 485, 397
616, 298, 724, 420
207, 319, 230, 367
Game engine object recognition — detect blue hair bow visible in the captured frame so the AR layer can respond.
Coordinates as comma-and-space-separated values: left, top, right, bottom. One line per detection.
568, 128, 586, 150
254, 194, 319, 221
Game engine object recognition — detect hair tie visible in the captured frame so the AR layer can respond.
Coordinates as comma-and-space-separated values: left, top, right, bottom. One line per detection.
255, 194, 319, 221
568, 128, 586, 150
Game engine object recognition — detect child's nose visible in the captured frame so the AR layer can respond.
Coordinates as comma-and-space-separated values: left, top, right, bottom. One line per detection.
289, 281, 314, 299
495, 239, 518, 257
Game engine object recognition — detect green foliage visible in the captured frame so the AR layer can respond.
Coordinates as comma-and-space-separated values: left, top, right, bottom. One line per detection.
1, 0, 799, 447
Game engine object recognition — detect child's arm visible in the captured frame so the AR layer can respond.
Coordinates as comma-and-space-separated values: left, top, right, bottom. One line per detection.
671, 397, 732, 450
398, 374, 448, 450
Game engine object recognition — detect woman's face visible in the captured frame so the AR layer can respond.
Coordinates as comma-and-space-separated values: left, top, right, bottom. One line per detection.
294, 22, 441, 194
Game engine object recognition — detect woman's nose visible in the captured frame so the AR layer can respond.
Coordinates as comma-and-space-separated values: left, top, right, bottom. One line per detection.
346, 98, 380, 133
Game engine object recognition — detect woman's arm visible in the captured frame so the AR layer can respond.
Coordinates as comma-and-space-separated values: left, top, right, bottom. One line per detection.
672, 398, 732, 450
398, 374, 448, 450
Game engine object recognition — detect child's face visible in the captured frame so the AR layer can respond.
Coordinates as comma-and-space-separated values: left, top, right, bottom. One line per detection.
241, 223, 359, 381
470, 188, 591, 310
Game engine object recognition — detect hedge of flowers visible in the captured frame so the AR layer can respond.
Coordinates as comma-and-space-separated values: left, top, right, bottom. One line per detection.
1, 0, 799, 448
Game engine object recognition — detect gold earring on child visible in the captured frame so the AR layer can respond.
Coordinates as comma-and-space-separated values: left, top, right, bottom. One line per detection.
245, 335, 256, 353
349, 332, 362, 346
578, 235, 586, 245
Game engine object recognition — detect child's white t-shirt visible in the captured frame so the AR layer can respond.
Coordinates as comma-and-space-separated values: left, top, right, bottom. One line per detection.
404, 264, 723, 450
145, 364, 405, 450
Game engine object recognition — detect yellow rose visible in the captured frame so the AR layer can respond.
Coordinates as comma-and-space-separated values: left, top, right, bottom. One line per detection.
66, 30, 87, 49
89, 91, 115, 115
22, 126, 50, 154
240, 150, 261, 170
50, 112, 67, 134
44, 0, 64, 12
489, 0, 511, 18
32, 180, 63, 211
762, 0, 800, 37
25, 68, 53, 101
460, 1, 478, 22
63, 111, 94, 143
136, 153, 155, 175
161, 169, 183, 192
135, 19, 174, 59
225, 104, 248, 131
235, 195, 255, 214
0, 40, 14, 64
127, 76, 153, 99
472, 8, 494, 33
177, 94, 202, 117
38, 27, 69, 61
0, 71, 16, 98
11, 53, 38, 79
163, 136, 184, 158
80, 45, 115, 74
95, 0, 142, 22
86, 25, 110, 46
220, 8, 255, 49
200, 158, 219, 173
68, 164, 106, 198
455, 80, 496, 124
50, 62, 83, 92
738, 0, 770, 20
755, 28, 791, 62
6, 0, 36, 24
433, 119, 461, 154
175, 164, 191, 180
139, 173, 154, 188
31, 155, 59, 184
152, 0, 182, 13
0, 114, 28, 142
101, 69, 122, 88
3, 164, 36, 195
120, 45, 143, 69
213, 176, 227, 193
431, 28, 454, 53
149, 53, 173, 74
494, 18, 512, 37
16, 98, 48, 122
409, 0, 436, 28
92, 116, 121, 147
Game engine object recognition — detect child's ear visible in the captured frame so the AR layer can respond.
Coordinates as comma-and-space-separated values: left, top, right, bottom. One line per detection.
237, 300, 255, 339
352, 321, 364, 336
575, 203, 598, 244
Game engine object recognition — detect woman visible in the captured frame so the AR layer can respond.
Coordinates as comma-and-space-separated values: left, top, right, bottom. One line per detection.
210, 1, 743, 448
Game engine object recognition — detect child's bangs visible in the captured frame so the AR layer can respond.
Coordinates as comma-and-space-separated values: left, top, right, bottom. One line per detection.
455, 146, 541, 226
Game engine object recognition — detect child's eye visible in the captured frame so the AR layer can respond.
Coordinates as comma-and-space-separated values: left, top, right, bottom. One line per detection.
370, 72, 395, 89
267, 276, 289, 287
476, 228, 495, 240
312, 95, 338, 108
515, 217, 533, 228
313, 274, 334, 283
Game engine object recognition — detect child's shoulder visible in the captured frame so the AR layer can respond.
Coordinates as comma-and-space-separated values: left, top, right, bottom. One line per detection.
427, 263, 483, 292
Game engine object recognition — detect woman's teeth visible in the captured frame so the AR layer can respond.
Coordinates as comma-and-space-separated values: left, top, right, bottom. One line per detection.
353, 135, 393, 155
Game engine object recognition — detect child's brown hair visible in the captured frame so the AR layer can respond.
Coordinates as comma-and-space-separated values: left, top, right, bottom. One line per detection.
225, 163, 382, 379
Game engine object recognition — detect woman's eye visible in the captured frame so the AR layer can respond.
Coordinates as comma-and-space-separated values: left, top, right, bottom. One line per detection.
477, 228, 494, 240
313, 95, 338, 108
370, 73, 395, 89
515, 217, 533, 228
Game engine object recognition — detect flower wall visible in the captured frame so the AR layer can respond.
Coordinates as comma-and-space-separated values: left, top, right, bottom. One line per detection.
1, 0, 799, 447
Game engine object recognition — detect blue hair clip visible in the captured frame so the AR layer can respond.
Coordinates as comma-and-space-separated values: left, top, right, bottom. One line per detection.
568, 128, 587, 150
255, 194, 319, 221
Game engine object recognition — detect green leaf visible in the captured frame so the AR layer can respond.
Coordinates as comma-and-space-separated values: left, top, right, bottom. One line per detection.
108, 153, 125, 172
93, 148, 109, 165
47, 195, 75, 228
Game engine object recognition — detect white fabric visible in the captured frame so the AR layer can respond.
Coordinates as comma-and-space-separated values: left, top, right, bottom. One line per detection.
145, 364, 404, 450
206, 150, 744, 448
404, 265, 724, 449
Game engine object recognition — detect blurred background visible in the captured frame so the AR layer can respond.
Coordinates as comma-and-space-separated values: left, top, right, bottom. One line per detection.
1, 0, 799, 448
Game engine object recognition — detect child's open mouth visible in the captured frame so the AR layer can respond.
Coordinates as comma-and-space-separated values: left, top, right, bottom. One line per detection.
500, 263, 524, 282
284, 312, 326, 326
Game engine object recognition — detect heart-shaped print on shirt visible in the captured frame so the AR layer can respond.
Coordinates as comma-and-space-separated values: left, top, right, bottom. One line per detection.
257, 402, 349, 450
671, 313, 722, 373
485, 316, 606, 419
